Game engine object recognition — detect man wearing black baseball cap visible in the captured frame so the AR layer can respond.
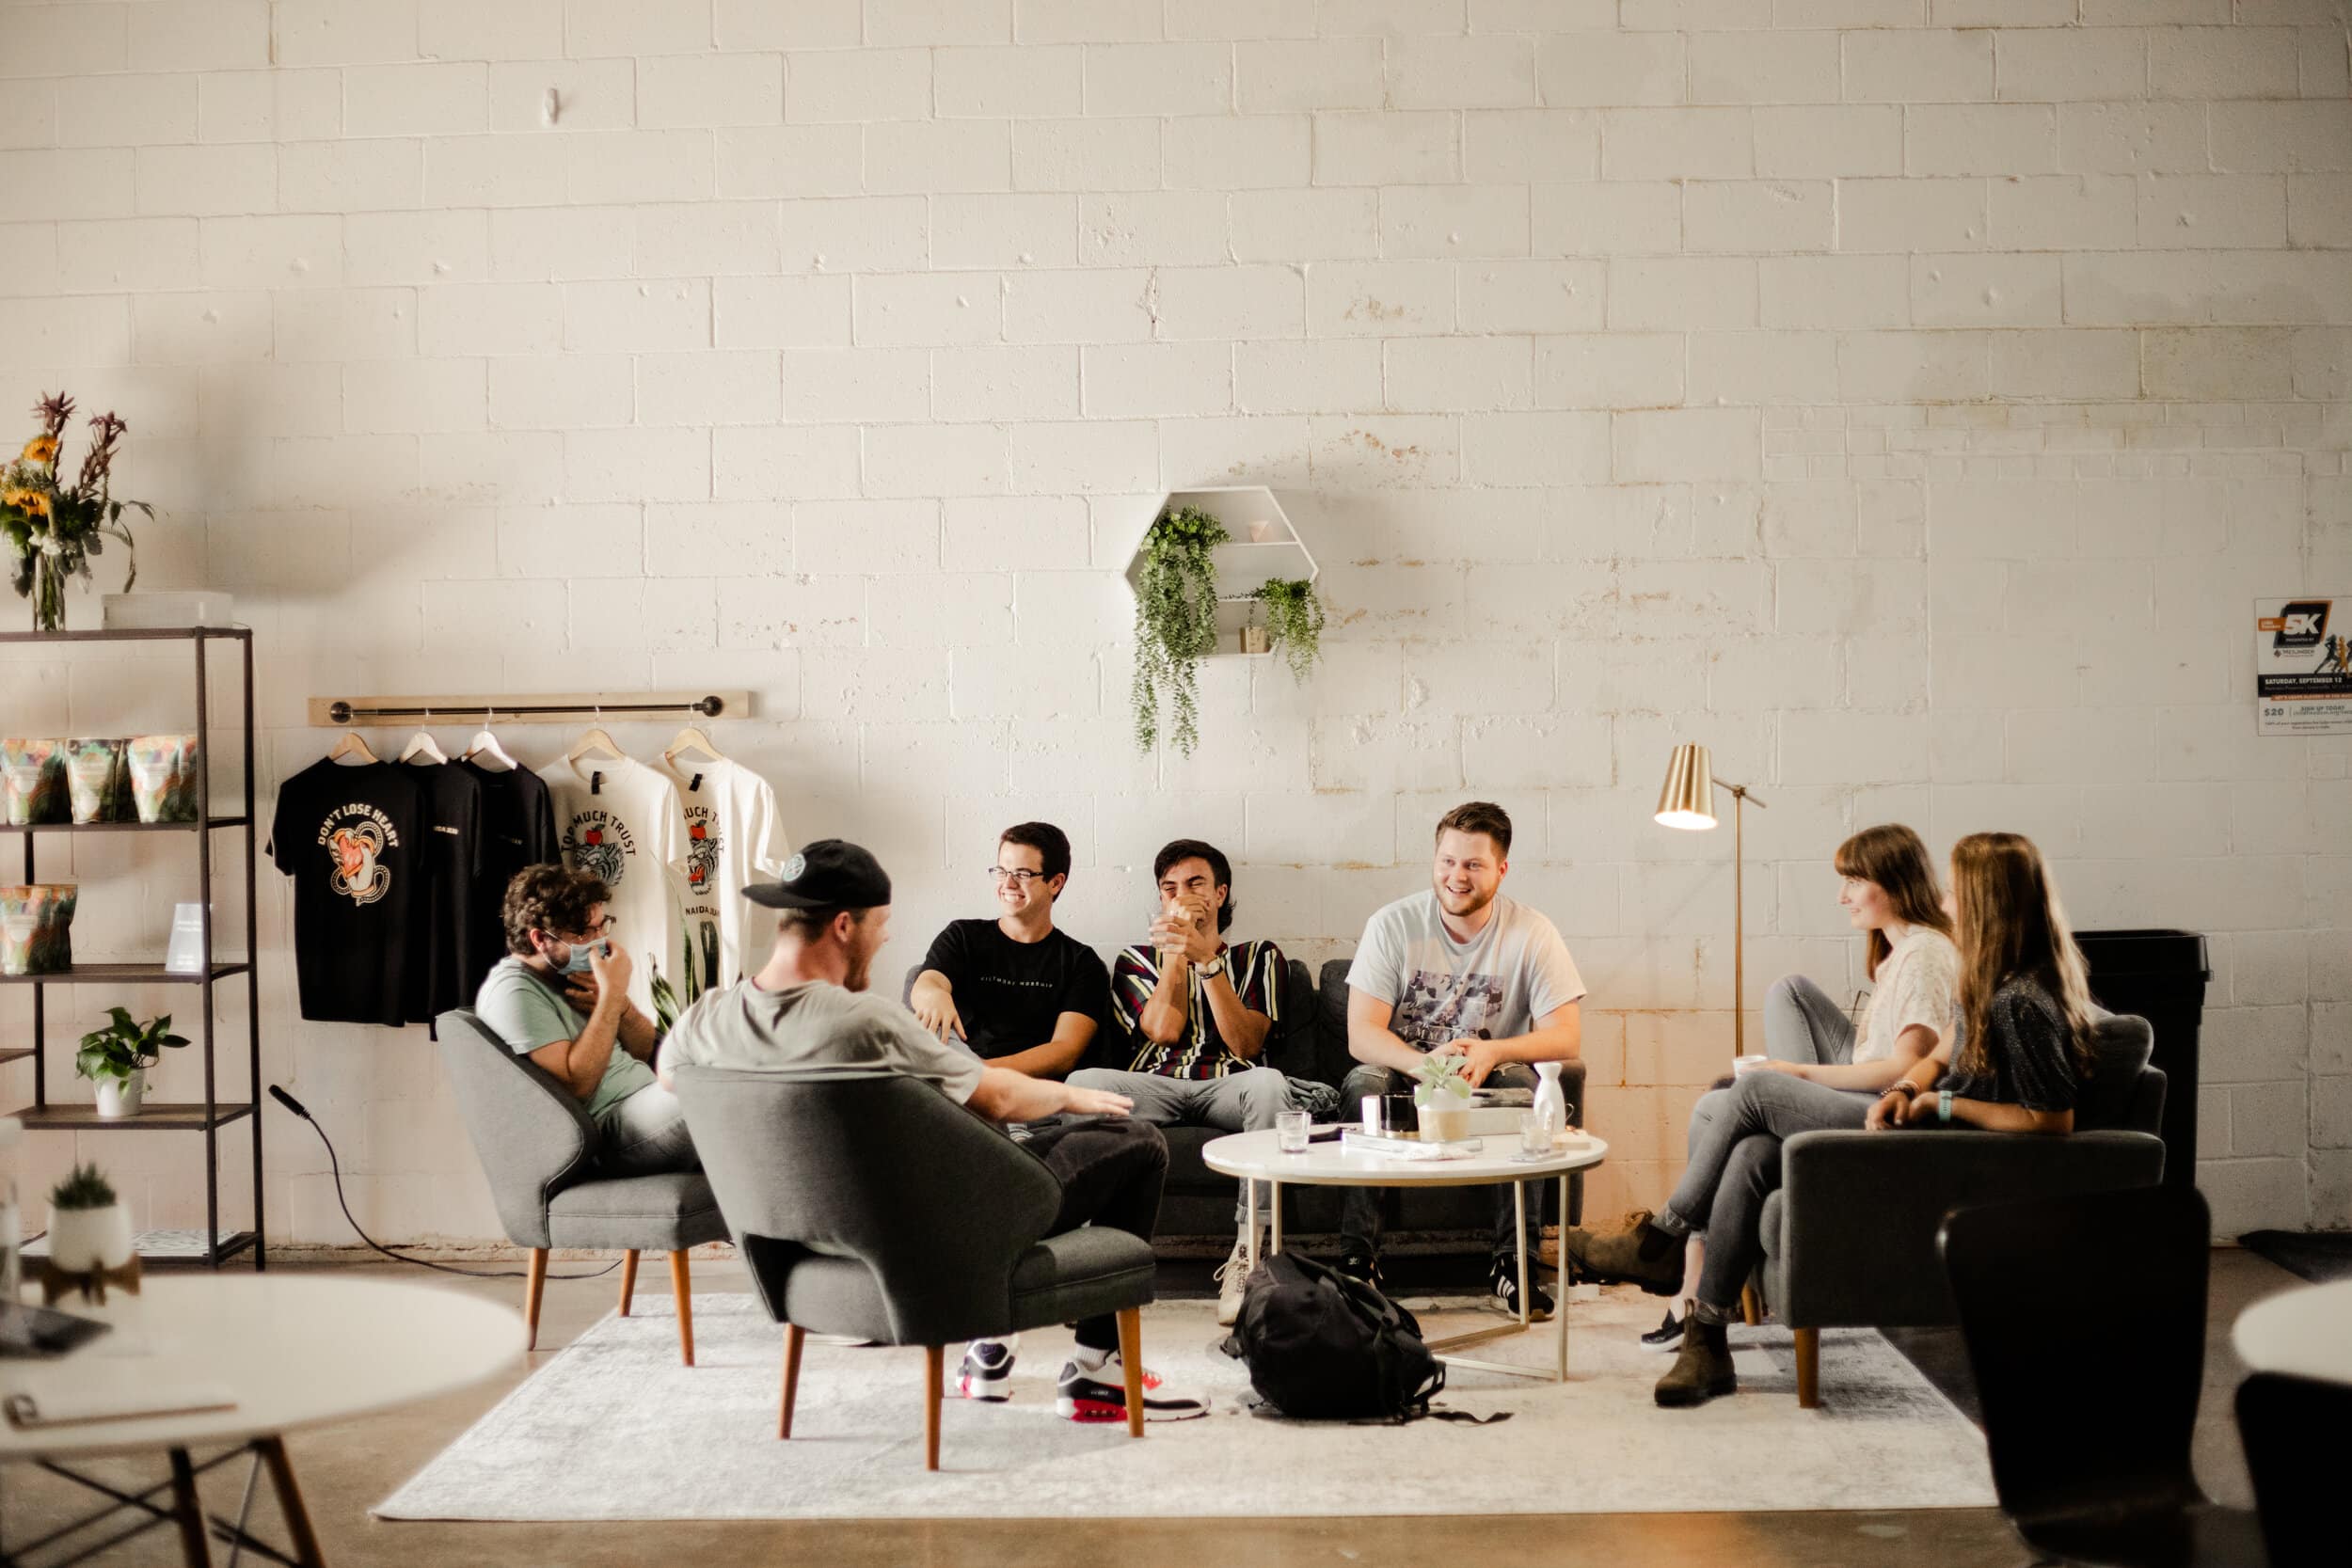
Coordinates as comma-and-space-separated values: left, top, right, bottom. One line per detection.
658, 840, 1207, 1422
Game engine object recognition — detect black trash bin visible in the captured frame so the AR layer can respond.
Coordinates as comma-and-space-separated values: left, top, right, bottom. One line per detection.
2074, 929, 2211, 1190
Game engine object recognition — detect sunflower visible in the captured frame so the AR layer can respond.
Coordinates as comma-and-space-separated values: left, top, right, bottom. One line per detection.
18, 490, 51, 519
21, 435, 58, 465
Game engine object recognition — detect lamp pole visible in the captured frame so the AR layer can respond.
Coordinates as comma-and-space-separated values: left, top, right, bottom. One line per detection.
1724, 782, 1765, 1059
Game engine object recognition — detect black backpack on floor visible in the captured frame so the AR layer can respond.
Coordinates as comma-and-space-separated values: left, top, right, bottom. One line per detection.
1234, 1252, 1448, 1421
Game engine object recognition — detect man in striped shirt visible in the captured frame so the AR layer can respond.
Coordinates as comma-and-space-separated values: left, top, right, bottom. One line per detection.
1068, 838, 1293, 1326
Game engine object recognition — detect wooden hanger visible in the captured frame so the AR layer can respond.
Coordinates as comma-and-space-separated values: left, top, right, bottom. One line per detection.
663, 726, 724, 768
398, 728, 448, 765
326, 730, 379, 765
463, 708, 519, 772
565, 713, 626, 768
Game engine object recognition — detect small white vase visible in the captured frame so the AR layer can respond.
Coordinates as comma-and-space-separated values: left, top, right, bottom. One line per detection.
93, 1069, 144, 1118
48, 1201, 134, 1273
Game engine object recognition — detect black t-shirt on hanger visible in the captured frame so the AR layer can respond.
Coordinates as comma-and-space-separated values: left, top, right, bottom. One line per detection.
461, 758, 558, 1000
404, 760, 484, 1024
268, 760, 430, 1028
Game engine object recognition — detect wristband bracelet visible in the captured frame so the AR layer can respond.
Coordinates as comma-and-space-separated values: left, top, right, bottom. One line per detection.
1937, 1088, 1954, 1124
1883, 1081, 1917, 1098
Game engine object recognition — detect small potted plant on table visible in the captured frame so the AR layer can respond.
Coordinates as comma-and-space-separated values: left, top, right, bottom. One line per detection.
76, 1007, 189, 1118
1414, 1051, 1477, 1144
44, 1161, 137, 1304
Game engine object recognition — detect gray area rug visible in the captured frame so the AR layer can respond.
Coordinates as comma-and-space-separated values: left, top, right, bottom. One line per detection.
378, 1291, 1994, 1519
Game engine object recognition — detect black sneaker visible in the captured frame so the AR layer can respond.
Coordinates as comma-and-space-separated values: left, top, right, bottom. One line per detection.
1488, 1250, 1553, 1322
1332, 1247, 1385, 1291
1641, 1306, 1686, 1352
1055, 1351, 1207, 1423
957, 1338, 1014, 1402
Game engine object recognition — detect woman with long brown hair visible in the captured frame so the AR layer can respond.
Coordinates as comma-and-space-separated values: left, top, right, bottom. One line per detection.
1565, 824, 1961, 1393
1867, 831, 2094, 1135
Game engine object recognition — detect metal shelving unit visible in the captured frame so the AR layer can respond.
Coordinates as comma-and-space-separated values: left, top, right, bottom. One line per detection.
0, 626, 262, 1268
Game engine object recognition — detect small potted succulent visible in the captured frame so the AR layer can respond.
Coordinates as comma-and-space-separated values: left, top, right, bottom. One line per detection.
48, 1161, 134, 1276
1413, 1051, 1477, 1144
75, 1007, 189, 1118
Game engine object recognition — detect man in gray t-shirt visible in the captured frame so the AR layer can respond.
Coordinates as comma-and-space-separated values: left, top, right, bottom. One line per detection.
1338, 802, 1587, 1318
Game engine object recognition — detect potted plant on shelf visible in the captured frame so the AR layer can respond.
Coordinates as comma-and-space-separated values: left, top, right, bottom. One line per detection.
3, 392, 151, 633
1413, 1051, 1477, 1144
1252, 577, 1325, 682
1131, 504, 1229, 756
75, 1007, 189, 1118
44, 1161, 137, 1304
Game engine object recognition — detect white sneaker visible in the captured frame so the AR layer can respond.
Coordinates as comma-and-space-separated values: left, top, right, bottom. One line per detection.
1214, 1236, 1254, 1326
958, 1338, 1015, 1401
1056, 1351, 1208, 1422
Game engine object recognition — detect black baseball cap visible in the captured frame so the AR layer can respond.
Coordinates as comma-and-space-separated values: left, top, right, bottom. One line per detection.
744, 839, 893, 909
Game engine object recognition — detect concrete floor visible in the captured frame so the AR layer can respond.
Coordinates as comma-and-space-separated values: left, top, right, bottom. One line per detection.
0, 1248, 2304, 1567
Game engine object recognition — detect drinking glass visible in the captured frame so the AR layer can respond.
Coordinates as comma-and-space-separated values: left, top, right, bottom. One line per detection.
1519, 1110, 1551, 1158
1277, 1109, 1311, 1154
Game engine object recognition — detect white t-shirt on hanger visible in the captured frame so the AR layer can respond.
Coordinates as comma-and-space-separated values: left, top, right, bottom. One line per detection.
659, 754, 791, 993
549, 754, 683, 1019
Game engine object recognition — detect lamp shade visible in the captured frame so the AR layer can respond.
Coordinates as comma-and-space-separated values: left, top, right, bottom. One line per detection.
1655, 743, 1718, 831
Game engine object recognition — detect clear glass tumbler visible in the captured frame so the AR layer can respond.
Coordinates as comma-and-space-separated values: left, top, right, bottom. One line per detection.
1277, 1109, 1311, 1153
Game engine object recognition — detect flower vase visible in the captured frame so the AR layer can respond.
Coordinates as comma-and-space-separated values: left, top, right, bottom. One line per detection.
31, 552, 66, 633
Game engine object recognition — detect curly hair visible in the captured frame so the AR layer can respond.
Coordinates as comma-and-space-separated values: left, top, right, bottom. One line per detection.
501, 864, 608, 957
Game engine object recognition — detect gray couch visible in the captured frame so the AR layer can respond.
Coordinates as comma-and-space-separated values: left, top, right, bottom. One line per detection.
1761, 1014, 2169, 1405
902, 956, 1589, 1247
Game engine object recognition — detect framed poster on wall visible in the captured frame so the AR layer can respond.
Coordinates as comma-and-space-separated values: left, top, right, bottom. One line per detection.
2255, 596, 2352, 736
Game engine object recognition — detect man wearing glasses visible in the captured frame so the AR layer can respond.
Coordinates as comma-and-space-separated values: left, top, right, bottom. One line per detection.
909, 821, 1109, 1080
473, 863, 698, 1175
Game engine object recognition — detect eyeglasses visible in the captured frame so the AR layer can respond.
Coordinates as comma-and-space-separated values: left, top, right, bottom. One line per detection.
559, 915, 618, 941
987, 866, 1047, 886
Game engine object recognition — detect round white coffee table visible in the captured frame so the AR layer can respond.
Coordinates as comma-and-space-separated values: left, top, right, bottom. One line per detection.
1201, 1127, 1609, 1382
3, 1275, 525, 1566
2233, 1279, 2352, 1387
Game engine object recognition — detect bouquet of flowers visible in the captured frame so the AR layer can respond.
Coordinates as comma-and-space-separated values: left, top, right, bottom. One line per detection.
3, 391, 151, 632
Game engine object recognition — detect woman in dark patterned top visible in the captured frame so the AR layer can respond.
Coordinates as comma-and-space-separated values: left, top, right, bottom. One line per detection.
1867, 830, 2095, 1135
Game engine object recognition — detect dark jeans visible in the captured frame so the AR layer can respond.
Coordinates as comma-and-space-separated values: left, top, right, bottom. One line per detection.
1336, 1061, 1546, 1261
1021, 1115, 1168, 1352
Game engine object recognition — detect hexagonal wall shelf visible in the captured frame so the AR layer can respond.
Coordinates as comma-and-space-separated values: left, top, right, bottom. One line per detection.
1122, 485, 1318, 657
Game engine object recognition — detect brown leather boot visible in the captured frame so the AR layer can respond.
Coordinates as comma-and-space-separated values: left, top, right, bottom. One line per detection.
1560, 1212, 1686, 1295
1654, 1318, 1737, 1407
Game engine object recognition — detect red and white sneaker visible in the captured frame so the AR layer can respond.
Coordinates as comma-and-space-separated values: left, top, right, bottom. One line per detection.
1054, 1351, 1207, 1423
958, 1338, 1014, 1402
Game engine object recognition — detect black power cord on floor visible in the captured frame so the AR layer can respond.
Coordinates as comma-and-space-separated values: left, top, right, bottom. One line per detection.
268, 1085, 618, 1282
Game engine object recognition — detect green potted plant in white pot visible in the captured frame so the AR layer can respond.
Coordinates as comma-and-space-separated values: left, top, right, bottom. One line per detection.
76, 1007, 188, 1118
47, 1161, 133, 1276
1413, 1051, 1477, 1144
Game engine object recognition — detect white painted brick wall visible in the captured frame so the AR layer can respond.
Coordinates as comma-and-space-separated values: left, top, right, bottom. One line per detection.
0, 2, 2344, 1243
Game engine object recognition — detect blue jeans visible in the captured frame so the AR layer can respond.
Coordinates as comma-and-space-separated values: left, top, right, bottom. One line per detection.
596, 1082, 700, 1176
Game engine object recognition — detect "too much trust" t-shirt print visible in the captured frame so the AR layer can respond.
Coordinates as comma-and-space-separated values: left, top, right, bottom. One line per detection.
550, 755, 682, 1019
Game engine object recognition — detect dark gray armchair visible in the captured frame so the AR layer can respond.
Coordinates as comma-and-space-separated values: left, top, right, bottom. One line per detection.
1760, 1014, 2169, 1406
435, 1008, 728, 1363
671, 1066, 1158, 1469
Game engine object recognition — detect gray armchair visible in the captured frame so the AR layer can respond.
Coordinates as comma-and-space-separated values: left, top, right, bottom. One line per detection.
435, 1008, 728, 1363
1759, 1014, 2169, 1406
671, 1066, 1158, 1469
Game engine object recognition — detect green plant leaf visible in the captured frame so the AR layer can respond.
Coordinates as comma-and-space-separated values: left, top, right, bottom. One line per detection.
1130, 506, 1230, 756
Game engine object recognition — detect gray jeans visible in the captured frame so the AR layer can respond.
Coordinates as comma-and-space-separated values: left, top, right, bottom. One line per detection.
596, 1081, 701, 1177
1663, 1069, 1873, 1312
1336, 1061, 1546, 1260
1683, 972, 1861, 1163
1066, 1064, 1295, 1226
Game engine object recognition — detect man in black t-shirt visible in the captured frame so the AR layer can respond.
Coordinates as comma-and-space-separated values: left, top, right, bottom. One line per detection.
910, 821, 1108, 1080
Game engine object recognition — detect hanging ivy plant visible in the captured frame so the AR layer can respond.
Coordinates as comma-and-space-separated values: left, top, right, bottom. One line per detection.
1253, 577, 1325, 684
1132, 505, 1229, 755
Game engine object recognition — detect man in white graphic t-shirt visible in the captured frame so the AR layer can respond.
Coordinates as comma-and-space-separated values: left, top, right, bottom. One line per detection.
1337, 800, 1586, 1321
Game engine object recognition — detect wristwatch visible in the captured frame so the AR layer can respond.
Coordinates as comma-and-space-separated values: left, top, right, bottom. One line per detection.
1193, 955, 1227, 978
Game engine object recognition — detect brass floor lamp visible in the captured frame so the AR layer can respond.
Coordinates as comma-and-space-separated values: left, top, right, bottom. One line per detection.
1655, 743, 1768, 1058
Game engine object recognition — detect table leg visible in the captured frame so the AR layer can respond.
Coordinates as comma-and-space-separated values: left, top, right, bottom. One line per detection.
1514, 1182, 1530, 1328
1556, 1172, 1570, 1382
1269, 1182, 1283, 1255
167, 1449, 213, 1568
1245, 1180, 1258, 1269
257, 1436, 327, 1568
